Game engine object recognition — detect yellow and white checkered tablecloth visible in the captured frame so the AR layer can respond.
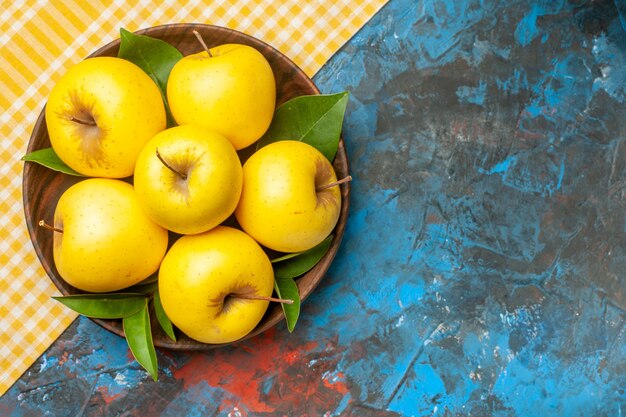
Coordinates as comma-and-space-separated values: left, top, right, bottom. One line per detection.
0, 0, 387, 396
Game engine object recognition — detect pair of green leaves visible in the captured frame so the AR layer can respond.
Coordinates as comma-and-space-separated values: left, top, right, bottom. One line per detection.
53, 282, 174, 382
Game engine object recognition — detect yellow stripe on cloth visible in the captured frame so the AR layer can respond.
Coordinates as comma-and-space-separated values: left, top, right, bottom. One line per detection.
0, 0, 388, 397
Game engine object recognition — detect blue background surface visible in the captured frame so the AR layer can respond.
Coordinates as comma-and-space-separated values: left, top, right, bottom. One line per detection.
3, 0, 625, 416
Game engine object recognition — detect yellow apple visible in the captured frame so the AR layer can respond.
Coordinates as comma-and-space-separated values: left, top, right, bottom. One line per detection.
235, 140, 342, 253
166, 43, 276, 150
158, 226, 274, 344
51, 178, 169, 293
45, 57, 166, 178
133, 125, 243, 235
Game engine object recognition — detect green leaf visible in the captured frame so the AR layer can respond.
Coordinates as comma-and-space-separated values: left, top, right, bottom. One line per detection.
272, 235, 333, 280
126, 281, 158, 295
274, 278, 300, 332
257, 92, 349, 161
118, 28, 182, 127
22, 148, 85, 176
52, 293, 147, 318
123, 300, 158, 381
153, 288, 176, 342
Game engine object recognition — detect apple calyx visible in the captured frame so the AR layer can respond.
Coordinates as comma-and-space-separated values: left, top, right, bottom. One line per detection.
63, 100, 105, 162
155, 148, 188, 180
316, 175, 352, 192
192, 30, 213, 57
38, 220, 63, 233
69, 115, 96, 126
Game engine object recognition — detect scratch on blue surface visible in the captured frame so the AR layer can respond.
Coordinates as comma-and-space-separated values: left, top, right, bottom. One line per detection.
479, 155, 517, 175
555, 158, 565, 192
387, 362, 463, 416
616, 0, 626, 33
261, 375, 275, 396
331, 392, 352, 416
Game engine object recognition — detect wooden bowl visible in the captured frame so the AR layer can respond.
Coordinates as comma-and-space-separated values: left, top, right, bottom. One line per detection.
22, 23, 350, 350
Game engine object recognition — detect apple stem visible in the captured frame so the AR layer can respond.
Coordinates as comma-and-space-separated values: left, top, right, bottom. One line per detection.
38, 220, 63, 233
155, 148, 187, 180
316, 175, 353, 191
192, 30, 213, 57
232, 294, 294, 305
69, 116, 96, 126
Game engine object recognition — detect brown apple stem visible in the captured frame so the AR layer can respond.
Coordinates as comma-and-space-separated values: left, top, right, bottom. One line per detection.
38, 220, 63, 233
69, 116, 96, 126
232, 294, 294, 304
192, 30, 213, 57
155, 148, 187, 180
316, 175, 353, 191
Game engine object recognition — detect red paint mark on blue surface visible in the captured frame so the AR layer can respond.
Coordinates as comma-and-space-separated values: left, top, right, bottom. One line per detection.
169, 329, 355, 414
